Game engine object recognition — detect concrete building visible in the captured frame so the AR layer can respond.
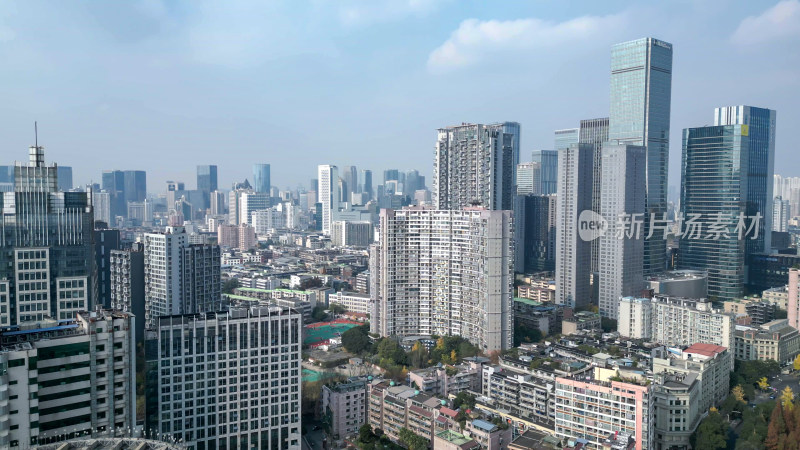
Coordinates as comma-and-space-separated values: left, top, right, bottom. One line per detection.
434, 431, 480, 450
481, 364, 557, 427
517, 282, 556, 304
463, 419, 512, 450
94, 226, 121, 309
513, 298, 562, 337
774, 196, 790, 232
0, 145, 96, 326
330, 291, 370, 315
561, 311, 601, 335
251, 207, 284, 234
514, 194, 557, 273
646, 270, 708, 299
408, 358, 486, 398
651, 371, 702, 450
789, 268, 800, 330
598, 143, 647, 319
239, 191, 270, 226
318, 165, 339, 235
618, 296, 653, 340
579, 117, 610, 276
434, 122, 519, 211
0, 309, 136, 447
555, 143, 594, 309
652, 343, 731, 415
516, 162, 540, 195
555, 373, 653, 450
735, 319, 800, 364
322, 379, 368, 439
372, 207, 514, 352
92, 189, 112, 225
331, 221, 372, 247
650, 295, 736, 358
110, 243, 145, 343
145, 306, 302, 448
763, 285, 789, 311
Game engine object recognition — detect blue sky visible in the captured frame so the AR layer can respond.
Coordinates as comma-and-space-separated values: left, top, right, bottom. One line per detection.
1, 0, 798, 193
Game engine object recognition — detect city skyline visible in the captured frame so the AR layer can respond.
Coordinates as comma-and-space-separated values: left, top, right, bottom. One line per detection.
0, 1, 797, 190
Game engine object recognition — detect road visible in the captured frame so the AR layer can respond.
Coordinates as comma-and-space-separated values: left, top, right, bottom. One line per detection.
302, 418, 328, 450
728, 372, 799, 446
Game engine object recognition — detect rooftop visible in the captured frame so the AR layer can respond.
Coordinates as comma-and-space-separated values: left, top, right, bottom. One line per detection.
436, 430, 477, 446
684, 343, 727, 357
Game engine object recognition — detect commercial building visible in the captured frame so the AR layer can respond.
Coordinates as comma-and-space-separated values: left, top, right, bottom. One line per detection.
554, 128, 578, 151
239, 192, 270, 226
92, 189, 112, 225
322, 379, 369, 439
735, 319, 800, 364
253, 164, 271, 194
609, 37, 673, 276
555, 143, 594, 309
434, 122, 519, 211
371, 207, 514, 352
531, 150, 558, 195
516, 162, 540, 195
679, 106, 776, 301
94, 226, 121, 308
110, 243, 146, 343
145, 306, 302, 449
598, 144, 647, 319
749, 253, 800, 293
0, 145, 96, 326
196, 165, 218, 209
0, 309, 136, 447
646, 270, 707, 299
579, 117, 610, 275
514, 194, 556, 273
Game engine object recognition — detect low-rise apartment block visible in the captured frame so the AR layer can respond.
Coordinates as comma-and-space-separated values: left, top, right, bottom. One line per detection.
322, 379, 369, 439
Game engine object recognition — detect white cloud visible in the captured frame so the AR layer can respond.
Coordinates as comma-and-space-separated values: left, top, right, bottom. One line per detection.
338, 0, 449, 27
731, 0, 800, 45
427, 13, 626, 73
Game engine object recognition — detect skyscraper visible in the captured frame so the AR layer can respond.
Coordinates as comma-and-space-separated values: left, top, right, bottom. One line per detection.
253, 163, 271, 193
318, 164, 339, 235
554, 128, 579, 150
679, 106, 776, 301
555, 144, 594, 309
609, 37, 673, 275
361, 169, 373, 199
579, 117, 610, 274
598, 144, 647, 319
56, 165, 73, 191
102, 169, 126, 219
516, 162, 541, 195
531, 150, 558, 195
434, 122, 519, 210
123, 170, 147, 203
0, 145, 96, 326
343, 165, 358, 201
196, 164, 218, 193
515, 194, 556, 273
774, 196, 790, 232
372, 207, 514, 352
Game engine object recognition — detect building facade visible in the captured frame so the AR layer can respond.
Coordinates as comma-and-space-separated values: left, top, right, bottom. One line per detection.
321, 379, 368, 439
514, 194, 556, 273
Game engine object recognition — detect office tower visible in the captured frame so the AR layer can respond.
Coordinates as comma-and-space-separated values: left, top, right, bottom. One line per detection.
0, 165, 13, 184
331, 221, 372, 247
252, 208, 285, 234
774, 196, 790, 232
239, 191, 270, 225
338, 177, 348, 203
253, 163, 271, 193
196, 165, 218, 193
555, 144, 594, 309
343, 165, 358, 197
434, 122, 519, 210
503, 122, 521, 181
531, 150, 558, 195
102, 169, 127, 218
405, 169, 423, 194
609, 37, 673, 275
361, 169, 373, 199
94, 225, 120, 308
383, 169, 399, 185
372, 207, 514, 352
128, 199, 153, 225
92, 189, 112, 225
228, 189, 243, 225
0, 145, 95, 326
579, 117, 610, 273
515, 194, 556, 273
210, 190, 226, 215
56, 165, 73, 191
680, 107, 776, 301
0, 309, 136, 447
598, 144, 646, 319
142, 226, 222, 329
554, 128, 579, 150
145, 305, 302, 448
123, 170, 146, 203
318, 165, 339, 235
111, 242, 146, 343
515, 162, 540, 195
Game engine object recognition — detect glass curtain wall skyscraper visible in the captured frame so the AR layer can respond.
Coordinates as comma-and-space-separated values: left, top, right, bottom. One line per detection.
531, 150, 558, 195
579, 118, 609, 274
253, 163, 271, 193
609, 37, 673, 275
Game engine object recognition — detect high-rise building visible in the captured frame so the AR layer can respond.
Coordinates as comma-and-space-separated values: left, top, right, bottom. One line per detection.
110, 242, 146, 342
0, 145, 96, 326
102, 169, 126, 219
618, 297, 653, 339
56, 165, 73, 191
253, 163, 271, 193
434, 122, 519, 210
649, 295, 736, 355
123, 170, 147, 203
531, 150, 558, 195
0, 309, 136, 447
579, 117, 610, 274
239, 191, 270, 225
609, 37, 673, 275
343, 165, 358, 200
145, 305, 302, 448
92, 189, 112, 225
94, 225, 120, 308
318, 165, 339, 235
515, 194, 556, 273
679, 106, 776, 301
554, 128, 579, 150
372, 207, 514, 352
788, 268, 800, 330
196, 165, 218, 193
774, 196, 790, 232
331, 221, 372, 247
210, 190, 226, 216
598, 144, 646, 319
515, 162, 540, 195
361, 169, 373, 199
555, 144, 594, 309
142, 226, 221, 329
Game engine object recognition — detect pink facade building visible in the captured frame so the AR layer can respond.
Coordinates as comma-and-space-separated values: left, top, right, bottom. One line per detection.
788, 268, 800, 330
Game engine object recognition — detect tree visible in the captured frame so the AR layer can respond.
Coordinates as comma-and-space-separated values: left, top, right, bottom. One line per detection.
691, 411, 728, 450
766, 402, 786, 450
794, 354, 800, 372
758, 377, 770, 391
312, 306, 327, 321
398, 428, 429, 450
452, 391, 477, 411
781, 386, 795, 411
359, 424, 375, 444
342, 325, 372, 354
732, 385, 746, 403
222, 278, 239, 294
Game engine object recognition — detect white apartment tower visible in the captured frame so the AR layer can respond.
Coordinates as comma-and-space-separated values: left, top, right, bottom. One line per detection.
318, 165, 339, 235
555, 144, 594, 308
516, 162, 540, 195
372, 207, 514, 352
598, 144, 646, 319
618, 296, 653, 339
145, 306, 302, 449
